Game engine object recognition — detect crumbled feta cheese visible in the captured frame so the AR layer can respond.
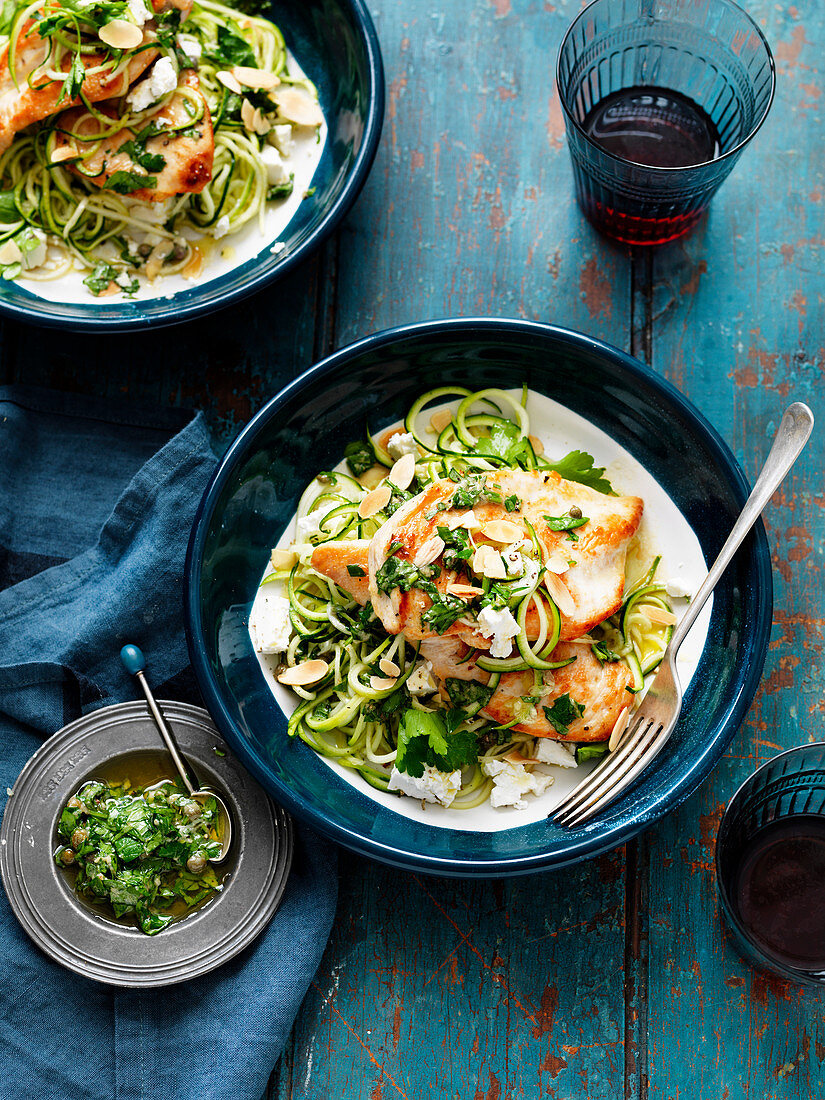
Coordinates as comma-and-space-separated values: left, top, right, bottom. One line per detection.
664, 578, 691, 599
387, 431, 417, 459
476, 605, 519, 658
535, 739, 578, 768
126, 57, 178, 112
406, 660, 437, 696
510, 555, 541, 598
267, 123, 293, 156
296, 509, 325, 541
271, 241, 285, 255
260, 144, 290, 186
502, 546, 525, 577
213, 215, 230, 239
114, 271, 135, 289
127, 0, 149, 25
177, 33, 201, 65
482, 759, 554, 809
388, 765, 462, 807
249, 592, 292, 654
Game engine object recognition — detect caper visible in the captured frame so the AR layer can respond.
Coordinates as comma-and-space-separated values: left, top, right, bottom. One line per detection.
568, 506, 582, 519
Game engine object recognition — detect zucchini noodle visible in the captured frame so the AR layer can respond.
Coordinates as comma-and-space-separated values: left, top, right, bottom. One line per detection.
0, 0, 322, 293
252, 389, 683, 812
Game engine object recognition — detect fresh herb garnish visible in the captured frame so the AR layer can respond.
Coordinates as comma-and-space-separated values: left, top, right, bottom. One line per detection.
346, 564, 366, 577
545, 451, 613, 494
436, 524, 473, 570
449, 473, 503, 510
590, 640, 620, 664
120, 137, 167, 174
543, 693, 585, 735
395, 709, 479, 778
82, 261, 138, 297
104, 170, 157, 195
543, 513, 589, 532
344, 439, 375, 477
444, 678, 494, 714
206, 23, 256, 68
504, 493, 521, 512
267, 176, 294, 200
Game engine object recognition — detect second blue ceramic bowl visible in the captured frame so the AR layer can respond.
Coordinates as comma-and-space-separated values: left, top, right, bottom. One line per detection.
185, 318, 772, 876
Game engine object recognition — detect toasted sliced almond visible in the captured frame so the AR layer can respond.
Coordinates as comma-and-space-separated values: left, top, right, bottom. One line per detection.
528, 434, 545, 455
446, 583, 485, 599
273, 87, 324, 127
456, 509, 480, 530
277, 659, 328, 687
379, 657, 400, 677
543, 572, 576, 617
369, 674, 397, 691
358, 484, 392, 518
251, 106, 271, 135
0, 239, 22, 265
429, 409, 453, 433
389, 452, 416, 491
217, 70, 243, 94
413, 535, 444, 568
608, 707, 631, 752
99, 19, 143, 49
472, 544, 507, 580
546, 554, 570, 575
49, 144, 77, 164
240, 97, 256, 131
482, 519, 523, 544
232, 65, 281, 90
640, 605, 678, 626
270, 548, 298, 570
358, 464, 388, 489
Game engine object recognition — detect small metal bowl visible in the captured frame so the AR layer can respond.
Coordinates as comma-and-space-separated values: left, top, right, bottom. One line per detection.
0, 701, 293, 987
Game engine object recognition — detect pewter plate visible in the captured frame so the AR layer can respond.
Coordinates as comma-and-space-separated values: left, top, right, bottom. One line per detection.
0, 701, 293, 987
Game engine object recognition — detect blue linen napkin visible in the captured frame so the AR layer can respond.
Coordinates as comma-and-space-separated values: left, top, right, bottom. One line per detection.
0, 386, 336, 1100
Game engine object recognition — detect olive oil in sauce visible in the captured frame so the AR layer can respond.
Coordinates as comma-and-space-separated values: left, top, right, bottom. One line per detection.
734, 815, 825, 971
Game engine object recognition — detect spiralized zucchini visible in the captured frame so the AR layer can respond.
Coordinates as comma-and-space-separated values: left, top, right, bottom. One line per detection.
256, 388, 679, 810
0, 0, 320, 290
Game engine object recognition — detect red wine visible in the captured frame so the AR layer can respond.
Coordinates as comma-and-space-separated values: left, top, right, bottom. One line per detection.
577, 86, 722, 245
734, 815, 825, 971
582, 86, 721, 169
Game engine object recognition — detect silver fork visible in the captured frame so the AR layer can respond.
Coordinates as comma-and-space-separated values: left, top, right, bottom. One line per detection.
552, 401, 814, 829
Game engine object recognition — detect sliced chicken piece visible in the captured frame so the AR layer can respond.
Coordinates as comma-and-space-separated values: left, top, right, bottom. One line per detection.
422, 635, 632, 743
310, 539, 371, 604
54, 70, 214, 200
364, 469, 642, 642
0, 21, 159, 153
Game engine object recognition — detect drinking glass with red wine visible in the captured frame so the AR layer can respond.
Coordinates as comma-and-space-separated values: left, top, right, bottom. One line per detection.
556, 0, 775, 245
716, 744, 825, 985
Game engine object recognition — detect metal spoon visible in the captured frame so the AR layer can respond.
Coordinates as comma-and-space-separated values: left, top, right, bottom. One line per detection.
120, 644, 232, 863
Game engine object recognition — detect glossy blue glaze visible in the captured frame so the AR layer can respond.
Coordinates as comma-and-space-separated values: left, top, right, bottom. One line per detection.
0, 0, 384, 333
184, 318, 773, 877
120, 644, 145, 676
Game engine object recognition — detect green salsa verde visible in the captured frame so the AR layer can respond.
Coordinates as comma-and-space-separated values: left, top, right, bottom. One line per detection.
55, 775, 225, 935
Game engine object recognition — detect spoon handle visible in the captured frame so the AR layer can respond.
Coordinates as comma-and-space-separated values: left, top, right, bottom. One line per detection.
669, 401, 814, 656
120, 644, 197, 797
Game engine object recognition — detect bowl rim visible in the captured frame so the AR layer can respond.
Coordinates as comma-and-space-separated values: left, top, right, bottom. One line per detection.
0, 0, 385, 334
185, 316, 773, 876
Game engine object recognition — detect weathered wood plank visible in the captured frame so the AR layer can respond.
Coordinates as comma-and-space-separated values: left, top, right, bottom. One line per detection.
645, 2, 825, 1097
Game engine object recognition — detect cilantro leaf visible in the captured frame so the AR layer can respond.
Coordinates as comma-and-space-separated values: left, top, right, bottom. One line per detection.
504, 493, 521, 512
206, 24, 256, 68
545, 451, 613, 494
120, 138, 167, 174
396, 709, 479, 778
346, 564, 366, 577
104, 170, 156, 195
543, 693, 585, 735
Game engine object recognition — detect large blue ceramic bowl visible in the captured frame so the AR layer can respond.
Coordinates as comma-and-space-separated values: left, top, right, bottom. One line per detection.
0, 0, 383, 332
185, 318, 773, 876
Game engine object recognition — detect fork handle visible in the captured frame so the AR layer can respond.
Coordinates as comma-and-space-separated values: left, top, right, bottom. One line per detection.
669, 402, 814, 657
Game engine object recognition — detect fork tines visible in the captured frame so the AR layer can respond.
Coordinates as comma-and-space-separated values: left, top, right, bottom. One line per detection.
550, 715, 667, 827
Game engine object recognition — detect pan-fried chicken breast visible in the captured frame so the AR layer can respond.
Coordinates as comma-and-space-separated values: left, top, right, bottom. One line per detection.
0, 0, 193, 153
422, 636, 632, 742
54, 70, 214, 200
312, 469, 642, 644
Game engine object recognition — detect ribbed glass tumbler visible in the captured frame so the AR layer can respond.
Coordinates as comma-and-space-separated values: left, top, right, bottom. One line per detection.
556, 0, 775, 245
716, 744, 825, 985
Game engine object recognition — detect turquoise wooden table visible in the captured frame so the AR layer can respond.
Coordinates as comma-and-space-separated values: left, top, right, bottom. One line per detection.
2, 1, 823, 1096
